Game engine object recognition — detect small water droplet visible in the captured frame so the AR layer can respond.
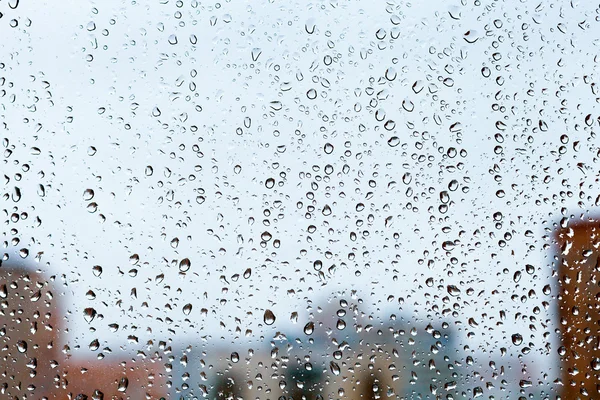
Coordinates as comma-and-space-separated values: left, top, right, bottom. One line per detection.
388, 136, 400, 147
512, 333, 523, 346
251, 48, 262, 62
117, 377, 128, 392
447, 285, 460, 296
304, 322, 314, 335
16, 340, 27, 353
330, 361, 341, 376
83, 307, 97, 323
305, 18, 316, 34
263, 309, 276, 325
179, 258, 191, 272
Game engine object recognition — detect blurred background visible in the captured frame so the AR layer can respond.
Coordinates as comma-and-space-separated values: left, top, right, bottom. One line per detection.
2, 0, 600, 398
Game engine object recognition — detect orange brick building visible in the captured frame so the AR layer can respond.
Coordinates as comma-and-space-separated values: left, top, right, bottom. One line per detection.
554, 219, 600, 398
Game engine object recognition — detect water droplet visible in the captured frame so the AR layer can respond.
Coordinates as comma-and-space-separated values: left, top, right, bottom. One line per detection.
117, 377, 128, 392
442, 241, 455, 251
388, 136, 400, 147
89, 339, 100, 351
261, 231, 272, 241
92, 265, 103, 277
324, 143, 334, 154
513, 271, 521, 283
304, 322, 314, 335
16, 340, 27, 353
447, 285, 460, 296
12, 187, 21, 202
87, 202, 98, 213
183, 303, 192, 315
305, 18, 316, 34
179, 258, 191, 272
330, 361, 341, 376
385, 67, 396, 81
384, 120, 396, 130
231, 352, 239, 363
463, 30, 479, 43
251, 48, 262, 62
512, 333, 523, 346
402, 99, 414, 112
263, 309, 276, 325
307, 89, 317, 100
83, 307, 97, 323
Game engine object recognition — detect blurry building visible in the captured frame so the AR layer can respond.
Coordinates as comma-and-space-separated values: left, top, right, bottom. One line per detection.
0, 263, 167, 399
169, 301, 459, 399
554, 219, 600, 399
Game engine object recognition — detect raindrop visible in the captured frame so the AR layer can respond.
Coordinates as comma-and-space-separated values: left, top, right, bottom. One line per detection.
305, 18, 316, 34
183, 303, 192, 315
251, 48, 262, 62
83, 307, 97, 323
16, 340, 27, 353
384, 120, 396, 130
388, 137, 400, 147
83, 189, 95, 201
447, 285, 460, 296
330, 361, 341, 376
117, 377, 128, 392
304, 322, 314, 335
402, 99, 414, 112
513, 271, 521, 283
263, 309, 276, 325
442, 241, 455, 251
511, 333, 523, 345
463, 30, 479, 43
179, 258, 191, 272
385, 68, 396, 81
